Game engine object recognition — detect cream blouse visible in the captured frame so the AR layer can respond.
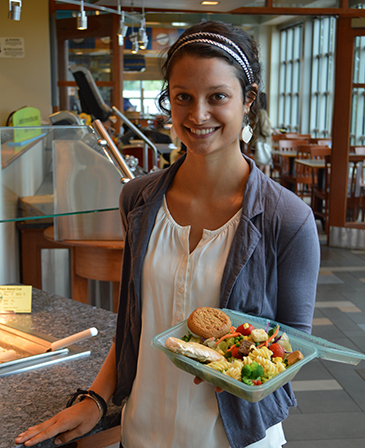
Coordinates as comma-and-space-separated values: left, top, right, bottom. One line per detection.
121, 195, 286, 448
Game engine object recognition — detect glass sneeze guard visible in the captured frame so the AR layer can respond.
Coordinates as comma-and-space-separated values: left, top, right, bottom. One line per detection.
0, 125, 125, 239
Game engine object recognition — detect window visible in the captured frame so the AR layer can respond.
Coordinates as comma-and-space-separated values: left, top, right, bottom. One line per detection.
123, 80, 164, 117
279, 24, 303, 132
309, 17, 336, 138
351, 35, 365, 145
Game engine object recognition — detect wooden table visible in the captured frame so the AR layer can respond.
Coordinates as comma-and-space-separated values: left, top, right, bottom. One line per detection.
43, 227, 124, 312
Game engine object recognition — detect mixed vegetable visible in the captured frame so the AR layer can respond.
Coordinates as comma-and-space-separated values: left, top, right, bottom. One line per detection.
181, 321, 304, 386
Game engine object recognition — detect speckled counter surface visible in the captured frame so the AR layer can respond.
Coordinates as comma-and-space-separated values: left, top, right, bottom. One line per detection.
0, 288, 121, 448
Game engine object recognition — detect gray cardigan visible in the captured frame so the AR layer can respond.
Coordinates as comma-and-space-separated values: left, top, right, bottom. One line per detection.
113, 155, 320, 447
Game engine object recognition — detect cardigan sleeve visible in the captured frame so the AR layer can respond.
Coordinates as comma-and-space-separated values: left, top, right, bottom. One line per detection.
275, 205, 320, 333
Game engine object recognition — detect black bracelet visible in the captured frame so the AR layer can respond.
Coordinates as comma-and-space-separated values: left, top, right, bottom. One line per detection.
67, 388, 108, 420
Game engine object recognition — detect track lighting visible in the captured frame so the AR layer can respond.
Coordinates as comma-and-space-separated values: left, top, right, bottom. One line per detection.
77, 0, 87, 30
117, 11, 128, 47
138, 18, 148, 50
8, 0, 21, 21
130, 34, 139, 54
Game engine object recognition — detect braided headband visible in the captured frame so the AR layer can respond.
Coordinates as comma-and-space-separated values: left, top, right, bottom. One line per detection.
169, 32, 253, 84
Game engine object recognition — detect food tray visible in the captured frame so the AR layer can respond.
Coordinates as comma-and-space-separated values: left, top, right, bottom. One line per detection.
151, 309, 365, 402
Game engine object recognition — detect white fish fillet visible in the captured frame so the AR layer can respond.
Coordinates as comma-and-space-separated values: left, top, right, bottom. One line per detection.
165, 337, 224, 363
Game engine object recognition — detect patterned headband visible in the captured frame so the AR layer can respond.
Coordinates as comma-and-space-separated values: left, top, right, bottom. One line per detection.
169, 32, 254, 85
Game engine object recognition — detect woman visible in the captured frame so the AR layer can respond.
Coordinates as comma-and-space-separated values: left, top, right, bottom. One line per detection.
16, 20, 320, 448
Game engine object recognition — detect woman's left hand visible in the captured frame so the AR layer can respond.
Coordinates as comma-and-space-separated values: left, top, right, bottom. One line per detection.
193, 376, 223, 393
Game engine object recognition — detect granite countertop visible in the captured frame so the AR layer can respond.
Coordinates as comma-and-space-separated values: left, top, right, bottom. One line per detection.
0, 288, 120, 448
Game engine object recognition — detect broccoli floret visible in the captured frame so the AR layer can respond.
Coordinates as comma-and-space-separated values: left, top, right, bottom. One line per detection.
181, 332, 192, 342
241, 364, 252, 378
250, 361, 264, 379
241, 361, 264, 383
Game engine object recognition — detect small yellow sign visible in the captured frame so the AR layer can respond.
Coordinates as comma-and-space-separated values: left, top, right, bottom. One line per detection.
12, 107, 41, 144
0, 285, 32, 314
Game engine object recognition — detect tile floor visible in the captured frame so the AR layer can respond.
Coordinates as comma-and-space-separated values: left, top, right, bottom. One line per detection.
283, 231, 365, 447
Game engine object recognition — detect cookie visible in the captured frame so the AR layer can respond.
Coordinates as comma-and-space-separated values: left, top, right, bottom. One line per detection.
187, 307, 231, 339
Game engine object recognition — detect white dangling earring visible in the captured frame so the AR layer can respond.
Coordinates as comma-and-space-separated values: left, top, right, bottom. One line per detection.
241, 118, 253, 144
170, 124, 178, 145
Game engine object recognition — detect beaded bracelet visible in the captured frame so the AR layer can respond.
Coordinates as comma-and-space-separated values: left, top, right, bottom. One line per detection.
67, 388, 108, 422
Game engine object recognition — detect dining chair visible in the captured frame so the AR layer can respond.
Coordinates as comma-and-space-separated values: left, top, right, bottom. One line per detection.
350, 146, 365, 155
311, 154, 331, 232
310, 146, 332, 158
346, 154, 365, 223
285, 133, 311, 139
292, 144, 330, 199
276, 139, 309, 191
312, 154, 365, 232
294, 145, 314, 198
272, 134, 286, 143
309, 138, 332, 147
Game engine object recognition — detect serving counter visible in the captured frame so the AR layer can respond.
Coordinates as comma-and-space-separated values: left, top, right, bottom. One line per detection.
1, 288, 121, 448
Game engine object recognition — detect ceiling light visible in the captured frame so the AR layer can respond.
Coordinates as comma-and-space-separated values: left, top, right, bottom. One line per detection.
8, 0, 21, 21
172, 22, 190, 27
201, 1, 219, 5
77, 0, 87, 30
130, 34, 139, 54
132, 40, 139, 54
138, 18, 148, 50
118, 11, 128, 38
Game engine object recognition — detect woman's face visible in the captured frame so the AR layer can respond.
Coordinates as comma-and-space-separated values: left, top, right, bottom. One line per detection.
168, 54, 250, 158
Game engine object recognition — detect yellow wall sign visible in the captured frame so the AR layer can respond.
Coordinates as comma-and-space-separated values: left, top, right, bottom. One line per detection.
0, 285, 32, 313
12, 107, 41, 144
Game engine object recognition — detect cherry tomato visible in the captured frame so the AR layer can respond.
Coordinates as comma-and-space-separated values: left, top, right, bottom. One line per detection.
236, 323, 255, 336
269, 343, 285, 359
252, 379, 262, 386
230, 345, 243, 359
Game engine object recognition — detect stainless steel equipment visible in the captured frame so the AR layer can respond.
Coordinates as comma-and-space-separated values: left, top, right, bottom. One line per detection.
0, 322, 93, 377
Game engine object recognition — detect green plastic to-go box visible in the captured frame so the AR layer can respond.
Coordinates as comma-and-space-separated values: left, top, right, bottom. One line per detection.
151, 309, 365, 403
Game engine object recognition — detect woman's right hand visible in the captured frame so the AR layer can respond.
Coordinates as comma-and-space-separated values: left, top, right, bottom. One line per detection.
15, 398, 101, 447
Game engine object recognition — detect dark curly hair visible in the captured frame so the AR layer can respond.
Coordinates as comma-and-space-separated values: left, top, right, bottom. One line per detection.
157, 20, 262, 129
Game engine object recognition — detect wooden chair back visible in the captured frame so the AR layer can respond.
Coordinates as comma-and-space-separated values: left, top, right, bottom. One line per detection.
309, 138, 332, 147
310, 145, 332, 159
285, 133, 311, 139
295, 145, 315, 198
278, 139, 308, 174
272, 134, 286, 143
311, 154, 331, 232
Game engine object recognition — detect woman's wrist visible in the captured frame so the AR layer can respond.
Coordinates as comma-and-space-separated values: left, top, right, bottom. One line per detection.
66, 389, 108, 422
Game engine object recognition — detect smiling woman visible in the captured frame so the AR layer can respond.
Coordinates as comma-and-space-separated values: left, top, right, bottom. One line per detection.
15, 20, 320, 448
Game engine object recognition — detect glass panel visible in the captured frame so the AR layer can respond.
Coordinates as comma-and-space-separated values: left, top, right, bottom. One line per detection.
310, 17, 336, 138
353, 35, 365, 84
351, 36, 365, 145
123, 80, 164, 117
123, 80, 142, 112
279, 24, 302, 131
0, 126, 123, 224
